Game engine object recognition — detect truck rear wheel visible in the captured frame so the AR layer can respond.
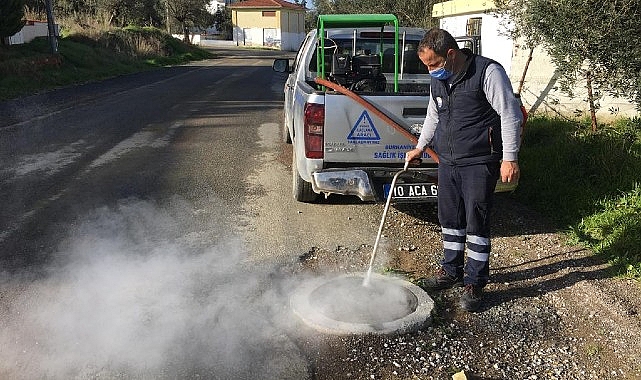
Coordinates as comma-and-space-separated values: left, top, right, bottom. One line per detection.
292, 150, 318, 203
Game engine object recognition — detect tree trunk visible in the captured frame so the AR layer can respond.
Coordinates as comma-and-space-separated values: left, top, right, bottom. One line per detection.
586, 70, 598, 132
517, 47, 534, 95
183, 24, 190, 43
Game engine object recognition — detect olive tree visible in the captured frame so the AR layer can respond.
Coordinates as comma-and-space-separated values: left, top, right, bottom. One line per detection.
494, 0, 541, 96
212, 6, 232, 39
24, 0, 46, 15
166, 0, 210, 42
95, 0, 163, 27
496, 0, 641, 130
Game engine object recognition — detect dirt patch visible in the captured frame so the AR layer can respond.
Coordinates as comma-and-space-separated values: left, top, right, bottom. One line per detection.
288, 194, 641, 379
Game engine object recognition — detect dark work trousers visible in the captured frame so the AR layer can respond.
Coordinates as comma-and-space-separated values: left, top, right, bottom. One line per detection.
437, 161, 500, 287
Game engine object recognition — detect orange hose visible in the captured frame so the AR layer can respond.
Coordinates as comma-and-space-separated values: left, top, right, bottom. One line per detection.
314, 77, 439, 164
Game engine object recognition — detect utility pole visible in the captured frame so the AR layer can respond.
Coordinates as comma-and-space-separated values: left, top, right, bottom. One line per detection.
45, 0, 58, 54
166, 0, 171, 34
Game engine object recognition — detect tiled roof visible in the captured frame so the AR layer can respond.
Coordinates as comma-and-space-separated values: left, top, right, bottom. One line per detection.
229, 0, 305, 10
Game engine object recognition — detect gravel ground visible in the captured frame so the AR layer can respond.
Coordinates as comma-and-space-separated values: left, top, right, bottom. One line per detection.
287, 194, 641, 380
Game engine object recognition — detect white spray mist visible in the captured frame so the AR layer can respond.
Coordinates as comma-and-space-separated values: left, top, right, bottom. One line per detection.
0, 197, 305, 379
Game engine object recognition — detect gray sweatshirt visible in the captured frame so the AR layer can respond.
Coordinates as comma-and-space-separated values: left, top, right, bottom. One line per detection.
416, 63, 523, 162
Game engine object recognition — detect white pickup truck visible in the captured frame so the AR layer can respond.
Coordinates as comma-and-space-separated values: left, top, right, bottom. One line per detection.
273, 14, 439, 203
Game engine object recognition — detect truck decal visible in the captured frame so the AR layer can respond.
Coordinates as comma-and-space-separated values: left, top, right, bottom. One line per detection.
347, 111, 380, 144
384, 144, 415, 150
373, 150, 408, 159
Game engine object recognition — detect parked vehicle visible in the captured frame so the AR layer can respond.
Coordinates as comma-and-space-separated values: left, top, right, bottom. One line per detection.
273, 14, 437, 203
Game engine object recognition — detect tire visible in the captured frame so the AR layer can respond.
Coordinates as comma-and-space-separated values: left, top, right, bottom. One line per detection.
292, 149, 318, 203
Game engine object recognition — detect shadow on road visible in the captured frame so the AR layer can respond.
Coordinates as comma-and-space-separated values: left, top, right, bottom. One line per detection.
485, 249, 609, 310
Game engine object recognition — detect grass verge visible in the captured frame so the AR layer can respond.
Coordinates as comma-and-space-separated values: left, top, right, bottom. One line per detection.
516, 116, 641, 279
0, 26, 213, 100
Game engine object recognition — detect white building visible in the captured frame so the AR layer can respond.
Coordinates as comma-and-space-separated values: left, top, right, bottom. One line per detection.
229, 0, 306, 51
7, 20, 58, 46
207, 0, 227, 13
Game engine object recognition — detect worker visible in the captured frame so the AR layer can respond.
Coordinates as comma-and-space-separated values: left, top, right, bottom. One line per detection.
405, 28, 523, 312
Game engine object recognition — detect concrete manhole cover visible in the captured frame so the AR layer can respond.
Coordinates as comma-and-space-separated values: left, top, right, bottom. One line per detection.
291, 272, 434, 335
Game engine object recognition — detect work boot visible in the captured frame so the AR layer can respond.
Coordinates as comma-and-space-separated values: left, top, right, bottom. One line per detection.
416, 268, 463, 291
460, 284, 483, 312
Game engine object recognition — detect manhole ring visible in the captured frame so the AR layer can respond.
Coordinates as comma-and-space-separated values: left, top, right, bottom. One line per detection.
291, 272, 434, 335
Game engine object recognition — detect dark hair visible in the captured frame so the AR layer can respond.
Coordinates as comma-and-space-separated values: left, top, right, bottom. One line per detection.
418, 28, 459, 58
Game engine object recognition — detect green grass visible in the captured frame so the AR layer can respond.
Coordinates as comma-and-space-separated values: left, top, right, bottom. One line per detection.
516, 116, 641, 279
0, 26, 214, 100
569, 184, 641, 278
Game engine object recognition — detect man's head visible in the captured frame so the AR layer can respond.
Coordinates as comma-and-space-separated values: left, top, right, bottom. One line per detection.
418, 28, 460, 79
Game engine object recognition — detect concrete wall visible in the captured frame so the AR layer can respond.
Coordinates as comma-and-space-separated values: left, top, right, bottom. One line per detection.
8, 31, 24, 45
234, 26, 280, 48
510, 41, 638, 119
199, 39, 237, 47
280, 10, 305, 51
172, 34, 202, 44
9, 21, 58, 45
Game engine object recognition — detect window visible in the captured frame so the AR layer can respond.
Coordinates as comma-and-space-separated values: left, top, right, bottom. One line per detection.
466, 17, 482, 37
262, 11, 276, 17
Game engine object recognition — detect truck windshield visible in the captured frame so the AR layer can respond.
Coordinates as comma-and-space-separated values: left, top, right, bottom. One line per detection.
309, 38, 428, 75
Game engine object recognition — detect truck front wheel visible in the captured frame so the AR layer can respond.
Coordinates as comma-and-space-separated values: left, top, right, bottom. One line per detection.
292, 150, 318, 203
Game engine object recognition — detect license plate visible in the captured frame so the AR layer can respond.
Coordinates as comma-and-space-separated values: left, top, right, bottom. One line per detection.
384, 183, 438, 200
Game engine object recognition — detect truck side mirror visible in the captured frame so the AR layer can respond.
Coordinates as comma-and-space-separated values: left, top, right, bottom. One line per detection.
273, 58, 290, 73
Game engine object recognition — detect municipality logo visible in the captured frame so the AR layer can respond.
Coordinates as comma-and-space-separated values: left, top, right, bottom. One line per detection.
347, 111, 380, 144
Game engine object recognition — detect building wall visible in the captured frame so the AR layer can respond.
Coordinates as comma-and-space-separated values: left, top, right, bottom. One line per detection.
432, 0, 497, 18
510, 41, 638, 119
8, 31, 25, 45
172, 33, 201, 44
234, 9, 279, 29
9, 21, 57, 45
233, 10, 277, 48
280, 11, 305, 51
232, 8, 305, 51
234, 26, 279, 47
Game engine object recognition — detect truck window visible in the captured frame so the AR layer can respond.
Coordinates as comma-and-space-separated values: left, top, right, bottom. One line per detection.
307, 38, 339, 75
382, 42, 428, 75
308, 38, 428, 75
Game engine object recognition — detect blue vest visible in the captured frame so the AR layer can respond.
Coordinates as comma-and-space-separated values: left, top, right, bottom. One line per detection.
430, 51, 502, 166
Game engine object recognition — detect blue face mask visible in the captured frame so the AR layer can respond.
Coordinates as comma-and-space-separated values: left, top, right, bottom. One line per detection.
429, 60, 453, 80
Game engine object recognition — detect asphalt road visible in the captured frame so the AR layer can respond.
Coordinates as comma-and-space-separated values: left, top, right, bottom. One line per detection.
0, 46, 388, 379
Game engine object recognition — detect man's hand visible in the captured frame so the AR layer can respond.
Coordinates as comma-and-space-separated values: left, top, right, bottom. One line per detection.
405, 148, 424, 164
501, 160, 520, 183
